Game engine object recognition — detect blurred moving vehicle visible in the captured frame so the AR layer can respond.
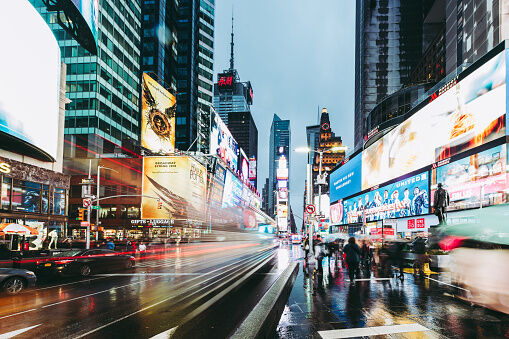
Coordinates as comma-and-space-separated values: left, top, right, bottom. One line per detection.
0, 268, 36, 295
36, 249, 135, 277
440, 205, 509, 314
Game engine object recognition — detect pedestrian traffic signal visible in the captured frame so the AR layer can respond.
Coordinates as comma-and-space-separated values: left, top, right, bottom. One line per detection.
77, 208, 85, 221
157, 200, 162, 209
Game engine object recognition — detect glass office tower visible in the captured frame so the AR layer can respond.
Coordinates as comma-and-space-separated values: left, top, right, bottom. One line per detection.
354, 0, 424, 149
268, 114, 290, 218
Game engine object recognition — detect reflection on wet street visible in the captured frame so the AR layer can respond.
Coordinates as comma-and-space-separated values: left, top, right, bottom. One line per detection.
0, 240, 275, 338
276, 245, 509, 338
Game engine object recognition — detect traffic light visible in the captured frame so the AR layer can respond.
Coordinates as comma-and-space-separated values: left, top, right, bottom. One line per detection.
77, 208, 85, 221
157, 200, 163, 209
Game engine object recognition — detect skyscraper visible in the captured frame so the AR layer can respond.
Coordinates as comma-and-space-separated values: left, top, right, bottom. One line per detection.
269, 114, 290, 218
354, 0, 425, 149
31, 0, 142, 155
141, 0, 179, 92
175, 0, 215, 152
213, 17, 254, 124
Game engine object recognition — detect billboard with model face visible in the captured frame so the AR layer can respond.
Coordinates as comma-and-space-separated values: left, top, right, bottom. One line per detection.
431, 143, 508, 211
0, 1, 61, 160
141, 157, 207, 220
362, 50, 506, 190
141, 73, 176, 153
210, 112, 239, 172
342, 172, 429, 225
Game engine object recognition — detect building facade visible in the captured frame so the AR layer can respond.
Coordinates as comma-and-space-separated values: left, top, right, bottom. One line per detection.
268, 114, 290, 218
226, 111, 258, 187
141, 0, 179, 92
175, 0, 215, 152
354, 0, 425, 149
312, 109, 345, 195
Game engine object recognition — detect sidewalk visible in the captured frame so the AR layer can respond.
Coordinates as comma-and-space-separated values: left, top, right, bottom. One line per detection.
275, 246, 509, 339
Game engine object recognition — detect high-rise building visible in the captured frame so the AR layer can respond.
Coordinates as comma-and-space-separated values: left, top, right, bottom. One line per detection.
227, 111, 258, 187
268, 114, 290, 218
354, 0, 425, 149
141, 0, 179, 92
312, 108, 345, 195
175, 0, 215, 152
306, 125, 320, 165
30, 0, 144, 236
261, 177, 269, 215
213, 17, 254, 124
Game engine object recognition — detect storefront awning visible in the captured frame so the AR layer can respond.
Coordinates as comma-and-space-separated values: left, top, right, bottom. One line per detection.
0, 223, 39, 236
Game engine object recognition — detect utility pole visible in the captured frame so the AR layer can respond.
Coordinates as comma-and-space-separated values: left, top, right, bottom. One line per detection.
306, 164, 313, 256
86, 159, 92, 249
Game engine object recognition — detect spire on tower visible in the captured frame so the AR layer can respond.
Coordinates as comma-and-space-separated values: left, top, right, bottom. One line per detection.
230, 9, 234, 70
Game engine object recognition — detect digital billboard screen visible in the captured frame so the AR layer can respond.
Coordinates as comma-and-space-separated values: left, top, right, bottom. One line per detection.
330, 155, 362, 203
342, 172, 429, 225
362, 50, 506, 190
431, 143, 508, 211
210, 163, 226, 206
71, 0, 99, 42
210, 112, 239, 172
141, 157, 207, 220
0, 1, 61, 160
249, 157, 257, 180
141, 73, 176, 153
222, 170, 243, 208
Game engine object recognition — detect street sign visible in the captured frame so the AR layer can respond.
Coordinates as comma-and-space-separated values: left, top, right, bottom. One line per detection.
83, 198, 92, 208
306, 204, 315, 214
92, 205, 100, 210
84, 194, 96, 199
81, 178, 95, 185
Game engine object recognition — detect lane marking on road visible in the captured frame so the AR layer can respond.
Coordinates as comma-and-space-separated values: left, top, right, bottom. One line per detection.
0, 323, 41, 338
318, 323, 430, 338
36, 276, 109, 291
425, 276, 470, 292
352, 278, 392, 281
96, 273, 202, 276
149, 326, 177, 339
41, 276, 161, 308
0, 309, 36, 320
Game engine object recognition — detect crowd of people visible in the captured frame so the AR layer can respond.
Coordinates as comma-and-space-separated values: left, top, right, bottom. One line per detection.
301, 234, 431, 283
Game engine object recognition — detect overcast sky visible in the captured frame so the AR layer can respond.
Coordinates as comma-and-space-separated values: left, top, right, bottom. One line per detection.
214, 0, 356, 221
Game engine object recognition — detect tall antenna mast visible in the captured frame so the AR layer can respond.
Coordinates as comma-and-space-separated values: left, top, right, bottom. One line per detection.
230, 8, 234, 70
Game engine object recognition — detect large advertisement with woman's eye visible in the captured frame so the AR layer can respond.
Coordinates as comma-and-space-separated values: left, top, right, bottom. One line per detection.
362, 49, 506, 190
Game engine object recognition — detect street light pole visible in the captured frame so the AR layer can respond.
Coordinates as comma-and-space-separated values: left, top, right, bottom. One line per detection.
86, 160, 92, 250
96, 165, 119, 241
317, 150, 323, 219
306, 164, 313, 256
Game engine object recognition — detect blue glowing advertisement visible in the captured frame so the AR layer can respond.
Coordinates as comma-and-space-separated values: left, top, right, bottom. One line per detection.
222, 170, 243, 208
330, 155, 362, 203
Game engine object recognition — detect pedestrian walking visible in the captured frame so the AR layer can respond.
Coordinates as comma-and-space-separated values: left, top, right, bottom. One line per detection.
138, 242, 146, 258
343, 237, 361, 283
433, 183, 450, 225
106, 239, 115, 251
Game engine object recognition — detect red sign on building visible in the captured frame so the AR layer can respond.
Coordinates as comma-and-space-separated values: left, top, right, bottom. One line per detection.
218, 76, 233, 87
407, 219, 415, 229
416, 218, 425, 228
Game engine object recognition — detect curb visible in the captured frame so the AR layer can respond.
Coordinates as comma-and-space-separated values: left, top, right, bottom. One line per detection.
231, 262, 299, 339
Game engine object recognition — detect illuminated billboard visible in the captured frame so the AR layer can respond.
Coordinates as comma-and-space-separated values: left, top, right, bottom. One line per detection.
210, 112, 239, 172
342, 172, 429, 225
330, 155, 362, 203
222, 170, 243, 208
431, 143, 508, 211
249, 157, 257, 180
0, 1, 61, 161
71, 0, 99, 42
141, 73, 176, 153
210, 163, 226, 206
330, 202, 343, 224
362, 50, 506, 190
141, 157, 207, 220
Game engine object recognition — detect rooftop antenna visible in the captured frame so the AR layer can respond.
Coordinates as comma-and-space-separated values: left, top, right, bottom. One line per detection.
230, 7, 234, 70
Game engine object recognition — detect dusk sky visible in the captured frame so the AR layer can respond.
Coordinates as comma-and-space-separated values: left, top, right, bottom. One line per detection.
214, 1, 356, 220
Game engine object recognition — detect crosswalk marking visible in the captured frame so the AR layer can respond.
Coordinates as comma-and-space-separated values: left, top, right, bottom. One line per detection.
318, 323, 430, 338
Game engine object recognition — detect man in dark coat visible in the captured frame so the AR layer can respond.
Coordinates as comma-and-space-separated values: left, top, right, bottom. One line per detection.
433, 183, 450, 225
343, 237, 361, 283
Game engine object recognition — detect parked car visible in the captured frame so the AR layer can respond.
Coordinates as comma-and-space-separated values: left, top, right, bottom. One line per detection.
36, 249, 135, 277
0, 268, 37, 295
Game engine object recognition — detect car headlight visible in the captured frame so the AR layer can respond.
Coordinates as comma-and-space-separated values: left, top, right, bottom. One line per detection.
26, 271, 35, 276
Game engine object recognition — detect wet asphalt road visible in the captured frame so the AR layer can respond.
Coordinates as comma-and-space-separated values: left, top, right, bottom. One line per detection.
276, 245, 509, 338
0, 240, 276, 339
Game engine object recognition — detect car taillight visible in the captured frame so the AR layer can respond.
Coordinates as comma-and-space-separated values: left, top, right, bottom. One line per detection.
54, 260, 73, 265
